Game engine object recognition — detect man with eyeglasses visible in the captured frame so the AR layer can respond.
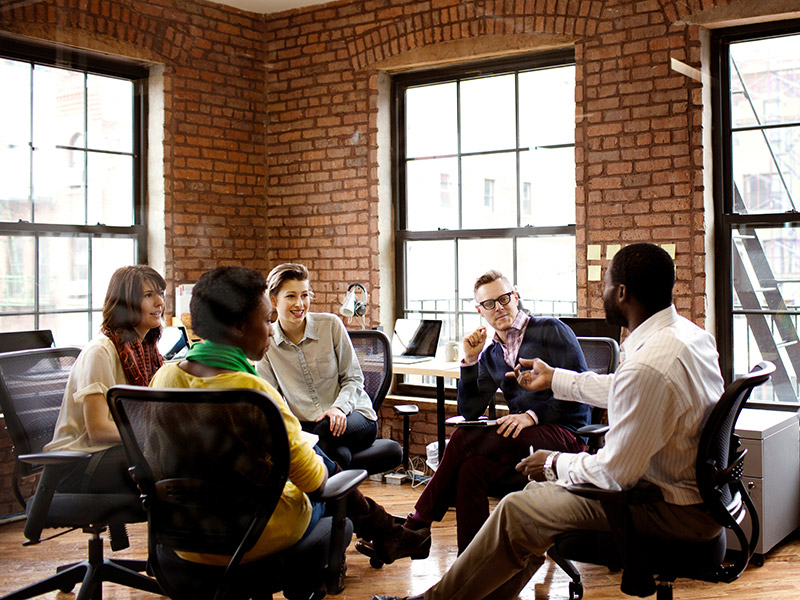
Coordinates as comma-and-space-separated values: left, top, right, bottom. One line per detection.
393, 269, 590, 555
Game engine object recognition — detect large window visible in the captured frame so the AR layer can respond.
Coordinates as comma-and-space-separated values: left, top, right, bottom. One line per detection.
0, 36, 148, 346
713, 22, 800, 404
393, 51, 577, 347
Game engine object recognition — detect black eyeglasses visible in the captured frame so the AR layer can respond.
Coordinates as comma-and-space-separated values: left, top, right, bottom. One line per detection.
476, 291, 515, 311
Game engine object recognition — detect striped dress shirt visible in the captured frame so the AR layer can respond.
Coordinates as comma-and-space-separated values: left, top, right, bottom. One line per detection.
550, 305, 724, 505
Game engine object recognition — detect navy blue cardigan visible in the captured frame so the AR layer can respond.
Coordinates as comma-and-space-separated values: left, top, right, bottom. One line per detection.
457, 316, 591, 433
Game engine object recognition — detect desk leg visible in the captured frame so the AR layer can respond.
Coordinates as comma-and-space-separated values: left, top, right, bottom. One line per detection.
437, 376, 445, 463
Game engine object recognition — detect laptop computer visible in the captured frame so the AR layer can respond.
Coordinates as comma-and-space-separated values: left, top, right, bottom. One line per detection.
157, 325, 191, 361
391, 318, 443, 364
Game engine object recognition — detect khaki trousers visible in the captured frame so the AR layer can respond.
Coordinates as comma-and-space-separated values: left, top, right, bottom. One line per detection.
423, 481, 721, 600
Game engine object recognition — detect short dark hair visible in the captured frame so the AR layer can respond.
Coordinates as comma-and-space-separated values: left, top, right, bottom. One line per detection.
102, 265, 166, 344
608, 243, 674, 314
473, 270, 511, 296
191, 266, 267, 342
266, 262, 310, 298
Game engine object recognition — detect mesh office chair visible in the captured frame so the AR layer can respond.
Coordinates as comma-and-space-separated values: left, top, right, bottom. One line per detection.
548, 361, 774, 600
108, 385, 367, 600
0, 348, 160, 600
0, 329, 55, 354
347, 330, 405, 474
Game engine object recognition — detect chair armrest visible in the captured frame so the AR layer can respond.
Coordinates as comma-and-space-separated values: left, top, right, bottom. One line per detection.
18, 450, 92, 466
576, 424, 609, 437
566, 482, 663, 505
319, 469, 368, 501
393, 404, 419, 416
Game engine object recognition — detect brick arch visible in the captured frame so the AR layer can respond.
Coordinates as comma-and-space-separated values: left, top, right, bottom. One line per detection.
0, 3, 206, 66
347, 0, 606, 70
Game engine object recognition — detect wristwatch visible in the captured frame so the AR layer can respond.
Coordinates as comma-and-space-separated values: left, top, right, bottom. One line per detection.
543, 451, 560, 482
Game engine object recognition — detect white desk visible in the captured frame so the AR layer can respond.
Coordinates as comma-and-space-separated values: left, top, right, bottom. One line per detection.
392, 359, 461, 462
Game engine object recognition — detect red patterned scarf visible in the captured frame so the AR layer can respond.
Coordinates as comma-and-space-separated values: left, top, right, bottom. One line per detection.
104, 329, 164, 387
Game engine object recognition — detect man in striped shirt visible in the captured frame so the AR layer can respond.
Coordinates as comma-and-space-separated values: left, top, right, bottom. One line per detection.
373, 242, 724, 600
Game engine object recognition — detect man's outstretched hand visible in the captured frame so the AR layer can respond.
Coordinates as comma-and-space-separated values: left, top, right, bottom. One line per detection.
505, 357, 555, 391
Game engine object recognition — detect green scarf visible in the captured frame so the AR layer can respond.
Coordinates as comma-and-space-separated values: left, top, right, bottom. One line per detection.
184, 339, 257, 375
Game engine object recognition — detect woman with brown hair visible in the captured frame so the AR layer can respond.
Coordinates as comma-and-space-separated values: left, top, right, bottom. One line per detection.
45, 264, 166, 493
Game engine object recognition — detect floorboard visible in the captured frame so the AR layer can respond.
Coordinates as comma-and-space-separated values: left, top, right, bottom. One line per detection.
2, 480, 799, 600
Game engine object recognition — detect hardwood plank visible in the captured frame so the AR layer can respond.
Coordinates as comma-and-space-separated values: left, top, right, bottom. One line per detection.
1, 480, 799, 600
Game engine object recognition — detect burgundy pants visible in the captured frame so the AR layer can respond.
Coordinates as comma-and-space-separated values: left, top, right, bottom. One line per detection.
414, 423, 584, 553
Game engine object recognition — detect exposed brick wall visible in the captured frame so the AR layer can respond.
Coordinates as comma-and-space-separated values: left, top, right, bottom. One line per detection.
263, 0, 731, 324
0, 0, 269, 318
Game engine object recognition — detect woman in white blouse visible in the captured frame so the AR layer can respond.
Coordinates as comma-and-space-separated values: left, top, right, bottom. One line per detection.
45, 265, 166, 493
256, 263, 378, 468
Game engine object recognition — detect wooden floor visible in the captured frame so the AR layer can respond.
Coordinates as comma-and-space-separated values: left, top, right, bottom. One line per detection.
2, 479, 800, 600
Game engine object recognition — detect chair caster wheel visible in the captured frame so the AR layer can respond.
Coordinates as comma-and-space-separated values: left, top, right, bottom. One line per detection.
370, 556, 384, 569
568, 581, 583, 599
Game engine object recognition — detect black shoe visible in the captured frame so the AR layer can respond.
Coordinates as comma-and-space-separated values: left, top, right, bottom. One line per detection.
356, 526, 431, 566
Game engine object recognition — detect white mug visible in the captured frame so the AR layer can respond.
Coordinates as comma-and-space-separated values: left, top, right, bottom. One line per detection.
445, 341, 459, 362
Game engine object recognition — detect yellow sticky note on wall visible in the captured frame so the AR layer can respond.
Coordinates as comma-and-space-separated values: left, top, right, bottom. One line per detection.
588, 265, 602, 281
606, 244, 621, 259
660, 243, 676, 259
587, 245, 601, 260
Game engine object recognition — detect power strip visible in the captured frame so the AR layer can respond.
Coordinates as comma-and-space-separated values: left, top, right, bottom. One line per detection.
385, 473, 406, 485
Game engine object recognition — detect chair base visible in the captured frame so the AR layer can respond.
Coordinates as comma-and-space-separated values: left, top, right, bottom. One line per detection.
1, 534, 161, 600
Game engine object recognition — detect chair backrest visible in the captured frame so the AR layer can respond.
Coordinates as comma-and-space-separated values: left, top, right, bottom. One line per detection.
576, 336, 619, 375
0, 329, 55, 353
561, 317, 621, 343
108, 385, 291, 599
0, 347, 80, 464
696, 360, 775, 580
348, 329, 392, 411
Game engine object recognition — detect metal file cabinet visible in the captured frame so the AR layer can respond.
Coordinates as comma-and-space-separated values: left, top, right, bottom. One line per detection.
726, 408, 800, 562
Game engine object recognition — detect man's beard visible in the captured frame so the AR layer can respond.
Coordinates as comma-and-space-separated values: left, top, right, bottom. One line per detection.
603, 293, 627, 329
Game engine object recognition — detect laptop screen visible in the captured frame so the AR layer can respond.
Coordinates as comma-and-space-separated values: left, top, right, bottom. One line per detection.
157, 325, 190, 361
392, 319, 443, 357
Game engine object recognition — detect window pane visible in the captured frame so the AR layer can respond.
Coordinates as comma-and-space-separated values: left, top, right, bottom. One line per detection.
88, 153, 133, 225
732, 225, 800, 402
461, 152, 517, 229
32, 65, 85, 149
0, 145, 31, 221
406, 82, 457, 159
0, 59, 31, 145
39, 236, 89, 312
730, 36, 800, 129
40, 311, 94, 347
457, 238, 514, 312
517, 236, 577, 315
0, 315, 35, 332
460, 74, 516, 153
406, 240, 455, 316
732, 127, 800, 214
519, 65, 575, 147
406, 157, 458, 231
32, 147, 86, 224
87, 74, 133, 152
0, 234, 35, 314
91, 238, 137, 309
519, 147, 576, 226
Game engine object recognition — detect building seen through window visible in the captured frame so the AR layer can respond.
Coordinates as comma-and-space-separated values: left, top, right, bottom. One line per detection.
715, 25, 800, 404
394, 51, 577, 356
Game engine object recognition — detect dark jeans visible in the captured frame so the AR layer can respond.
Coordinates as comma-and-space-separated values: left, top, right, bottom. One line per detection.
302, 411, 377, 468
55, 445, 138, 494
415, 423, 584, 553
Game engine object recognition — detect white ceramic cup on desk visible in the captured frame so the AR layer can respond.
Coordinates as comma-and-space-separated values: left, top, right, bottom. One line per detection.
444, 341, 459, 362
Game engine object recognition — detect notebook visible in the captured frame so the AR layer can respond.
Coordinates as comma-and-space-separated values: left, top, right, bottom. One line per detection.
391, 318, 443, 364
157, 325, 191, 361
